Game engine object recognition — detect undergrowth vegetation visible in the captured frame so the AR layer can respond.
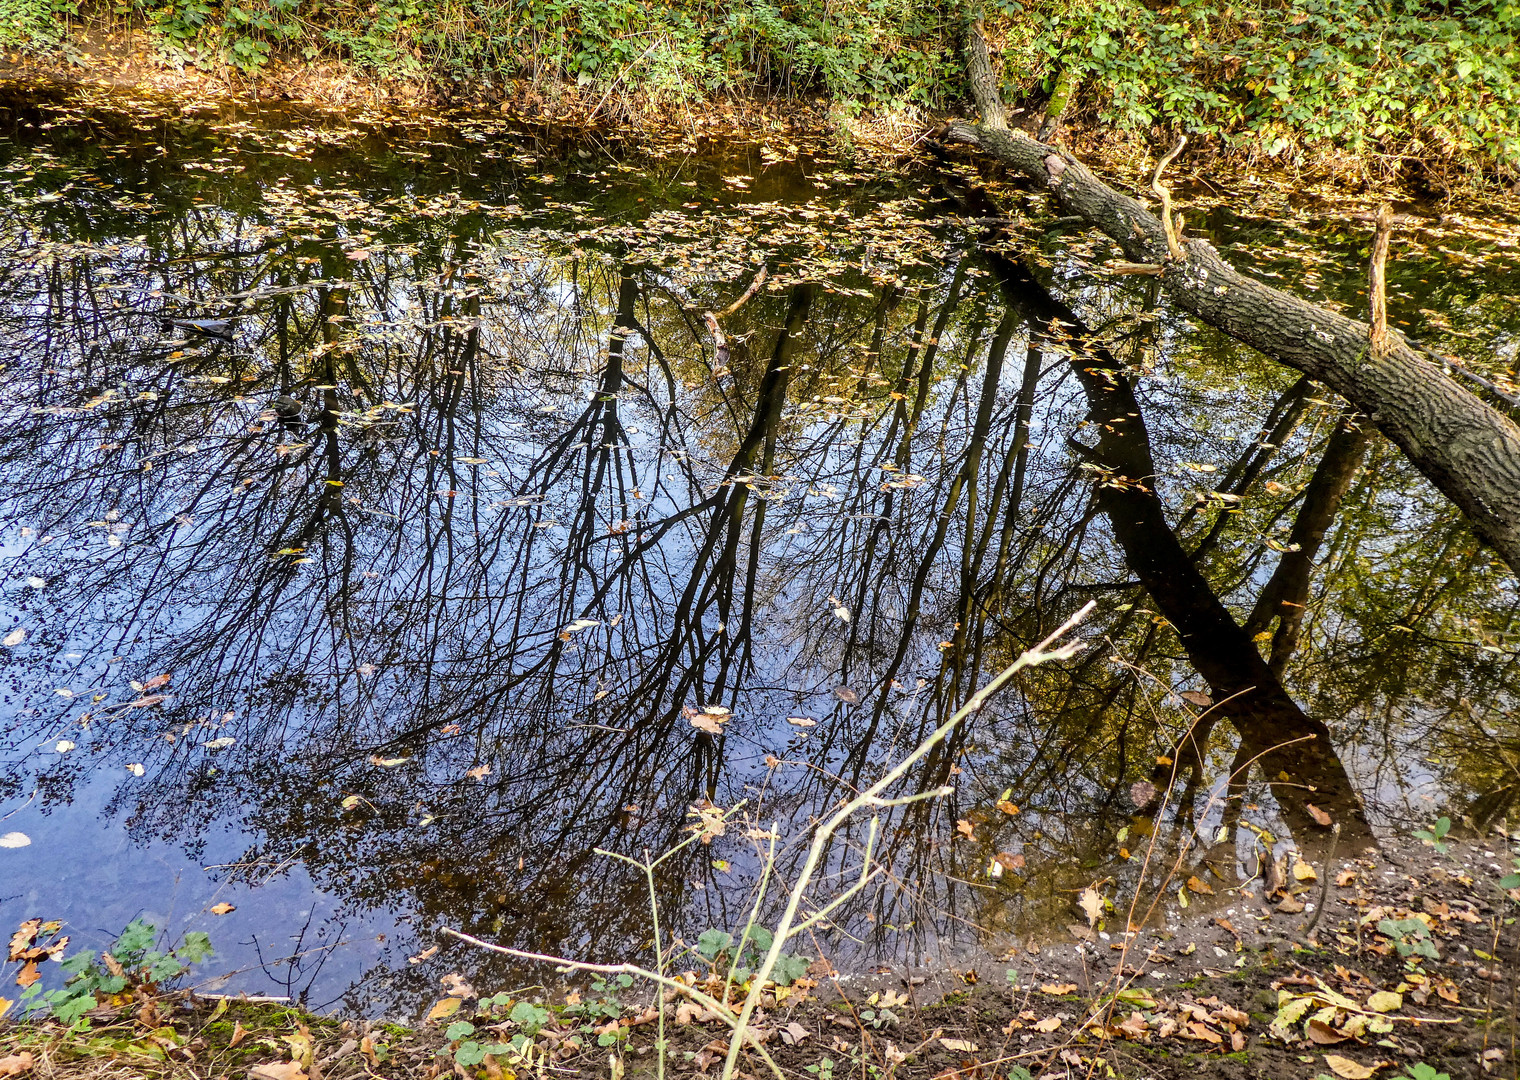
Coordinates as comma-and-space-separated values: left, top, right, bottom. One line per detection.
6, 0, 1519, 173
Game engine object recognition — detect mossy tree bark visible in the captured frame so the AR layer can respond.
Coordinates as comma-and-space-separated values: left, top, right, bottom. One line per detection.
943, 20, 1520, 575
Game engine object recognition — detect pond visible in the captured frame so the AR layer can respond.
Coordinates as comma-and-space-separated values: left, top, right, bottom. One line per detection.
1, 88, 1517, 1018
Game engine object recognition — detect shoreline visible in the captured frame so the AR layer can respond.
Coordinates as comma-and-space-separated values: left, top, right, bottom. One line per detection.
2, 26, 1515, 196
3, 833, 1515, 1079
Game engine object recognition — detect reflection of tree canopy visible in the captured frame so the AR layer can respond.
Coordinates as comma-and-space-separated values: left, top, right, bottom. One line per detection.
0, 114, 1516, 1010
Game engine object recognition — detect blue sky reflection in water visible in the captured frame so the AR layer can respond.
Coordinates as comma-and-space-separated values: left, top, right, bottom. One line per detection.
0, 93, 1518, 1018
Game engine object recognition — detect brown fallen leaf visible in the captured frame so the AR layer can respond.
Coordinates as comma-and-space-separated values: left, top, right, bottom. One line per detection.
142, 673, 173, 691
1336, 869, 1358, 887
407, 945, 439, 964
995, 799, 1019, 815
1184, 1022, 1222, 1045
1213, 1004, 1250, 1027
1308, 1020, 1350, 1044
939, 1037, 978, 1052
0, 1053, 33, 1077
1306, 803, 1333, 827
1180, 690, 1212, 708
956, 819, 976, 840
465, 764, 491, 780
210, 902, 236, 915
229, 1022, 249, 1048
1231, 1030, 1245, 1052
1112, 1012, 1148, 1039
15, 962, 39, 989
1323, 1054, 1379, 1079
780, 1022, 810, 1046
995, 852, 1025, 871
1040, 983, 1078, 995
425, 998, 462, 1021
1032, 1017, 1061, 1033
1129, 780, 1157, 807
1293, 859, 1318, 882
1079, 886, 1104, 926
1277, 895, 1306, 914
1186, 875, 1215, 895
248, 1064, 307, 1080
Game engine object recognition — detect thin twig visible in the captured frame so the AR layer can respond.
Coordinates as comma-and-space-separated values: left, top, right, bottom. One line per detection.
717, 602, 1095, 1080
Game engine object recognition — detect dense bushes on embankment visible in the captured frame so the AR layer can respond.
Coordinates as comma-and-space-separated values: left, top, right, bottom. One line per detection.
3, 0, 1516, 175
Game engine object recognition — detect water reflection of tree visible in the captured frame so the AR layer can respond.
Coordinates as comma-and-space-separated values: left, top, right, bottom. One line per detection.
1, 159, 1516, 1010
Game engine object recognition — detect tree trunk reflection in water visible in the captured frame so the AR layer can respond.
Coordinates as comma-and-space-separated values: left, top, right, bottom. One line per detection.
988, 254, 1373, 855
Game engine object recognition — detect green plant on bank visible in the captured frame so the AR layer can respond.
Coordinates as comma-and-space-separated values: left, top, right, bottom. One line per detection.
1377, 916, 1439, 962
14, 918, 213, 1029
1498, 857, 1520, 892
567, 974, 633, 1046
437, 993, 558, 1067
693, 926, 811, 988
8, 0, 1515, 172
803, 1057, 835, 1080
1413, 815, 1453, 853
0, 0, 79, 51
992, 0, 1518, 171
1391, 1065, 1452, 1080
442, 603, 1093, 1080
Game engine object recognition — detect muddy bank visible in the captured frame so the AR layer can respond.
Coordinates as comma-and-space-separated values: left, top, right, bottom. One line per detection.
4, 833, 1515, 1080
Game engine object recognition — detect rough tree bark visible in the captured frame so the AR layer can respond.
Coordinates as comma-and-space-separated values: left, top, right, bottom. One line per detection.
941, 22, 1520, 575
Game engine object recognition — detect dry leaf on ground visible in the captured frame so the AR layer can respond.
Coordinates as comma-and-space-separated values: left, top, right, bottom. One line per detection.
1323, 1054, 1379, 1079
249, 1063, 308, 1080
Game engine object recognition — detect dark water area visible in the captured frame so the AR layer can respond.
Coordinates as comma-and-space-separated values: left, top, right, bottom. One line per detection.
1, 89, 1518, 1019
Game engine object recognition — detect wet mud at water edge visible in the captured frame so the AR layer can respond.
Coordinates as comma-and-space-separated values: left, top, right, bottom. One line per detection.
0, 90, 1518, 1020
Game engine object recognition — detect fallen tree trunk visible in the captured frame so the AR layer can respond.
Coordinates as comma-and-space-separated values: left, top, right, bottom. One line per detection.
940, 26, 1520, 574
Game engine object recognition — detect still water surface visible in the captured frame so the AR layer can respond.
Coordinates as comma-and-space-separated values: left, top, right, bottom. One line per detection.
1, 90, 1517, 1016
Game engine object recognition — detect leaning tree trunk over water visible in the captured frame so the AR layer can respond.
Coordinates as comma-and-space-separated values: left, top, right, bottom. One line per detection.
942, 22, 1520, 575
